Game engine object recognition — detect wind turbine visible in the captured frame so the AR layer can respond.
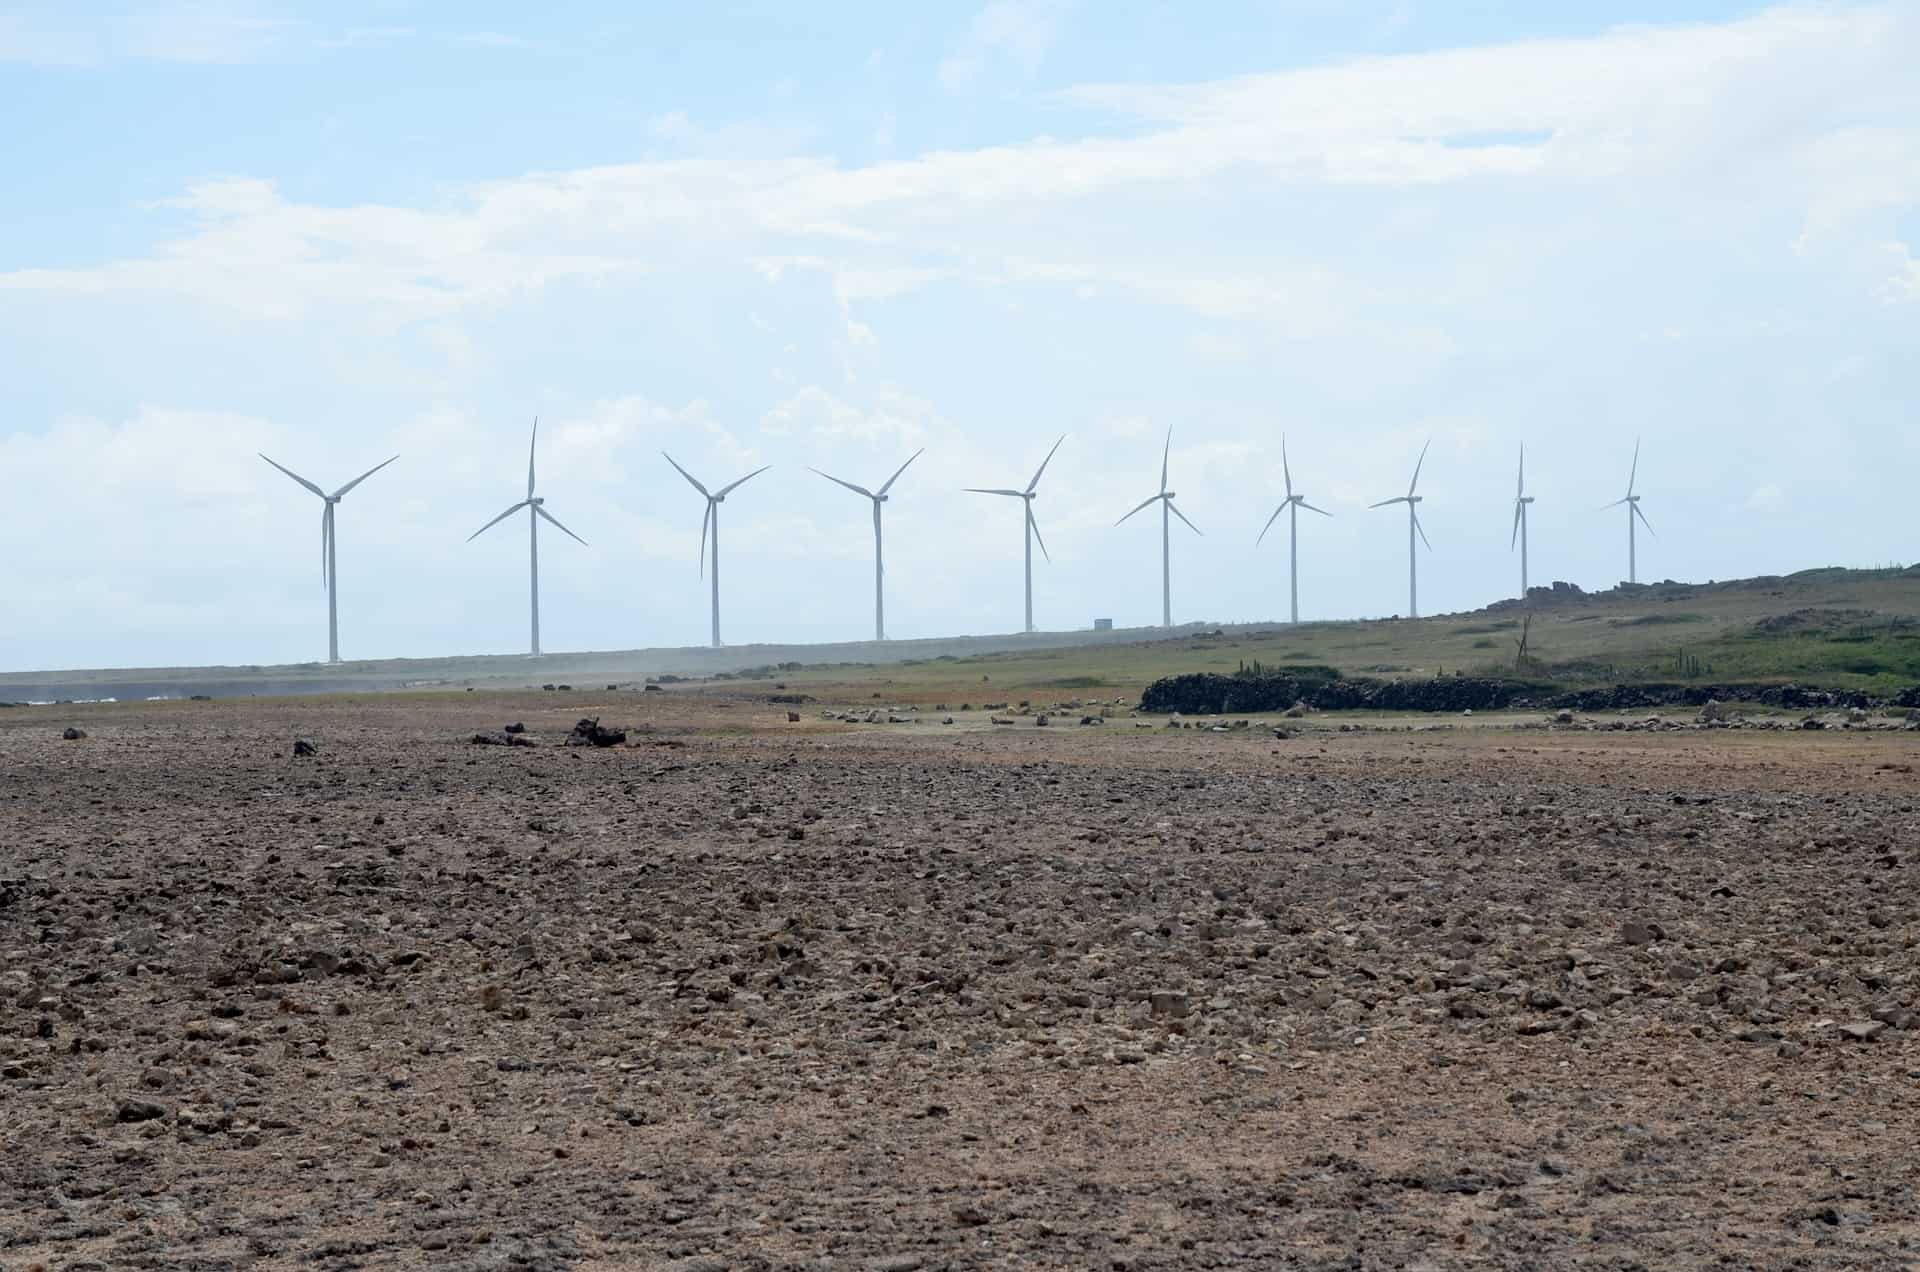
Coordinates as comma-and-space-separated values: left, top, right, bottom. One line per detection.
258, 451, 398, 665
810, 449, 923, 642
1511, 444, 1535, 599
467, 418, 588, 657
1256, 436, 1331, 624
1603, 438, 1654, 584
965, 435, 1065, 635
1116, 428, 1201, 628
663, 453, 770, 648
1369, 439, 1432, 618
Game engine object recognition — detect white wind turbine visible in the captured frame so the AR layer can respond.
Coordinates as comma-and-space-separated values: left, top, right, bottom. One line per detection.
1603, 438, 1654, 584
259, 451, 398, 665
663, 453, 770, 648
1115, 428, 1201, 628
1256, 436, 1331, 625
467, 418, 588, 657
1511, 443, 1535, 599
810, 449, 923, 642
965, 435, 1065, 635
1369, 439, 1433, 619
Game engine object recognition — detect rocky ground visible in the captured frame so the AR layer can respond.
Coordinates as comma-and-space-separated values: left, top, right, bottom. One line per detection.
1, 691, 1916, 1270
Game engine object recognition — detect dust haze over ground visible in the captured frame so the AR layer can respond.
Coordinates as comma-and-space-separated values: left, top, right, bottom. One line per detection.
1, 687, 1917, 1270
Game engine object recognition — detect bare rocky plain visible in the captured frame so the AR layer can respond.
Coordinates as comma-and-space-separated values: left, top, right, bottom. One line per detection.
2, 690, 1917, 1270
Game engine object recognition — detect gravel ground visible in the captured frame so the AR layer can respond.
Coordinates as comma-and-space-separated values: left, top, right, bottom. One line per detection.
2, 692, 1916, 1270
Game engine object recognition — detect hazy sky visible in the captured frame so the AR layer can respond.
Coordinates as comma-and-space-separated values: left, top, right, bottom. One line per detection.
3, 1, 1917, 670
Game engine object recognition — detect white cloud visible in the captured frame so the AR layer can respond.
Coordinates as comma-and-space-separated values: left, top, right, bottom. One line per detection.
760, 384, 942, 451
7, 5, 1909, 336
0, 5, 293, 66
939, 0, 1070, 91
1881, 240, 1920, 301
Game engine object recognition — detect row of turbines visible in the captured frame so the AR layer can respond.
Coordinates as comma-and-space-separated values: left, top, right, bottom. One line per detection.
259, 423, 1657, 663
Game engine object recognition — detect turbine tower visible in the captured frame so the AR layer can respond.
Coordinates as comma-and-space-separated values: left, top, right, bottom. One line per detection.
1511, 443, 1534, 599
1369, 439, 1432, 619
259, 451, 398, 665
1256, 436, 1331, 624
1603, 439, 1654, 585
810, 449, 923, 642
467, 418, 589, 657
1116, 428, 1201, 628
965, 435, 1065, 635
664, 453, 770, 648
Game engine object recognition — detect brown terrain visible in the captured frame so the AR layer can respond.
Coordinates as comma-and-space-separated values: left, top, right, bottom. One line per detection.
2, 689, 1916, 1270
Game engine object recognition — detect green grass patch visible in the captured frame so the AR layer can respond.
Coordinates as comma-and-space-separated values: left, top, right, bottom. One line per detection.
1611, 612, 1709, 627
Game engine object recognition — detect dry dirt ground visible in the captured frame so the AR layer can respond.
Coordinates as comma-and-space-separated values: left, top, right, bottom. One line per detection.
1, 691, 1916, 1271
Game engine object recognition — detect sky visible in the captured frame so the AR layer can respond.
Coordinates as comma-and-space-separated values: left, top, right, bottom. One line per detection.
2, 1, 1917, 670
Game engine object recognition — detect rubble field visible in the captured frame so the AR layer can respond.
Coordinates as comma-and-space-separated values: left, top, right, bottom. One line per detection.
1, 692, 1916, 1270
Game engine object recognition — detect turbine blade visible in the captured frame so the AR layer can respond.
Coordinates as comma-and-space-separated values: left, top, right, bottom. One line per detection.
1168, 501, 1201, 536
1369, 496, 1408, 509
877, 447, 923, 496
1414, 510, 1432, 551
1510, 501, 1522, 550
1408, 438, 1431, 497
698, 501, 711, 576
1300, 500, 1332, 517
320, 503, 331, 587
715, 465, 770, 498
535, 503, 588, 546
809, 468, 873, 499
1634, 502, 1655, 536
965, 487, 1025, 497
1027, 503, 1052, 563
1115, 492, 1160, 526
467, 500, 530, 542
1026, 434, 1065, 493
1628, 437, 1640, 496
662, 452, 710, 497
1159, 427, 1171, 494
1282, 435, 1294, 499
527, 417, 539, 500
260, 453, 325, 498
1517, 442, 1525, 498
1601, 497, 1628, 511
332, 454, 398, 499
1256, 503, 1286, 545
